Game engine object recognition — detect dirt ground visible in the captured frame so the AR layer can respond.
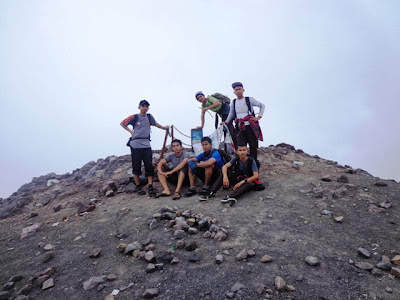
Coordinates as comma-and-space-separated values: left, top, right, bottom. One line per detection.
0, 145, 399, 300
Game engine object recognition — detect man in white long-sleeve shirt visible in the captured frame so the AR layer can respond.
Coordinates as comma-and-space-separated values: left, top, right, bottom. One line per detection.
222, 82, 265, 160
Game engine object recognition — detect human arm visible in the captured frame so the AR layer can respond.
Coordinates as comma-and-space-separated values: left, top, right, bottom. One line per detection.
233, 171, 259, 190
155, 123, 169, 130
165, 157, 189, 176
249, 97, 265, 122
120, 115, 135, 138
222, 101, 235, 124
196, 158, 216, 168
157, 159, 168, 176
197, 109, 206, 129
222, 162, 232, 188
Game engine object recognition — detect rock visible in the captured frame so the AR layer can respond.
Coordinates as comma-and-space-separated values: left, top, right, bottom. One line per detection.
188, 227, 198, 234
275, 276, 286, 291
385, 287, 393, 293
42, 278, 54, 290
321, 210, 332, 216
142, 288, 158, 299
145, 244, 155, 251
305, 256, 320, 266
0, 291, 10, 300
105, 190, 114, 197
391, 267, 400, 277
215, 254, 224, 264
20, 223, 42, 239
171, 257, 180, 265
155, 263, 164, 270
117, 243, 127, 253
376, 261, 392, 271
174, 230, 186, 239
371, 268, 384, 277
3, 282, 14, 290
214, 231, 227, 242
203, 231, 211, 238
230, 282, 245, 292
391, 255, 400, 265
53, 205, 62, 212
37, 275, 50, 285
374, 181, 387, 187
337, 175, 349, 183
187, 218, 196, 226
89, 248, 102, 258
83, 276, 106, 291
198, 219, 209, 231
379, 201, 392, 209
247, 249, 256, 257
185, 241, 198, 251
47, 179, 60, 186
296, 275, 304, 282
43, 244, 55, 251
209, 224, 218, 232
106, 274, 118, 281
286, 284, 296, 292
236, 249, 248, 261
355, 262, 374, 271
334, 216, 344, 223
145, 251, 156, 262
188, 253, 200, 262
260, 255, 273, 263
42, 251, 54, 263
176, 239, 185, 249
156, 252, 174, 264
9, 275, 23, 282
321, 175, 332, 182
358, 247, 371, 258
149, 219, 158, 230
146, 263, 156, 273
139, 238, 151, 246
225, 292, 235, 299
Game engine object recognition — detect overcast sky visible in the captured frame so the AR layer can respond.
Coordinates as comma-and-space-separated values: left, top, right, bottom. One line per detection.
1, 0, 399, 198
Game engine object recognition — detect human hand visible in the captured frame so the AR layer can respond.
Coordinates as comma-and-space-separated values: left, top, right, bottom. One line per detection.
250, 116, 261, 122
223, 177, 230, 188
220, 122, 226, 125
164, 125, 170, 130
196, 126, 203, 130
233, 181, 244, 190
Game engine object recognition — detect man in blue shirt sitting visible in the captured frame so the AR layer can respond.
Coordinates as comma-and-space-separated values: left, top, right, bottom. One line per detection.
184, 137, 222, 198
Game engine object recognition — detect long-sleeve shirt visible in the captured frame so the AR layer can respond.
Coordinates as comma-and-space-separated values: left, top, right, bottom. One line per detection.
225, 97, 265, 125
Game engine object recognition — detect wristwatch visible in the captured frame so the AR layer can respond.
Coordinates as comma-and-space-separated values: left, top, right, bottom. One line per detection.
244, 178, 248, 183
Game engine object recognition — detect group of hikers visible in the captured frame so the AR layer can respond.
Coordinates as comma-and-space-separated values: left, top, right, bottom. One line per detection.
120, 82, 265, 206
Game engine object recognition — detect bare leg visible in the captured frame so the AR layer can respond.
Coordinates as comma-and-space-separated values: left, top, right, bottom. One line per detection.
204, 166, 213, 186
176, 170, 185, 193
158, 174, 170, 195
148, 176, 153, 186
133, 174, 141, 186
188, 170, 196, 187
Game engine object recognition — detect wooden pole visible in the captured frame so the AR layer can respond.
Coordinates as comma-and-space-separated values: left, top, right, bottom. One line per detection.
159, 128, 170, 160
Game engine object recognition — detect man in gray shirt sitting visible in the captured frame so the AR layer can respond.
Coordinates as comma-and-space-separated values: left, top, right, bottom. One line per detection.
157, 139, 190, 200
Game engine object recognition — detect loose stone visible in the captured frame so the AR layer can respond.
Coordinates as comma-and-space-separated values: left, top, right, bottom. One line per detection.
334, 216, 344, 223
176, 239, 185, 249
185, 242, 198, 251
357, 247, 371, 258
142, 288, 159, 299
3, 282, 14, 290
149, 219, 158, 230
203, 231, 211, 238
145, 251, 156, 262
170, 257, 180, 264
215, 254, 224, 264
188, 227, 198, 234
391, 255, 400, 265
236, 249, 248, 261
260, 255, 273, 263
305, 256, 320, 266
376, 261, 392, 271
355, 262, 374, 271
146, 263, 156, 273
43, 244, 55, 251
42, 278, 54, 290
214, 231, 227, 242
275, 276, 286, 291
391, 267, 400, 277
247, 249, 256, 257
89, 248, 102, 258
174, 230, 186, 239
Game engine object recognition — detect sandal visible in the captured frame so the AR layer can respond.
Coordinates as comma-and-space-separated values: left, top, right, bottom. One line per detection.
160, 192, 171, 197
172, 192, 181, 200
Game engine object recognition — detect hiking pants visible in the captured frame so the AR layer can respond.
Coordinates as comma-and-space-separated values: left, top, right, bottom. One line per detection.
210, 169, 253, 200
131, 147, 155, 176
237, 125, 258, 160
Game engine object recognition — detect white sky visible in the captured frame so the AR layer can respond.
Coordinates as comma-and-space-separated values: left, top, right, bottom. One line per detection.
1, 0, 399, 198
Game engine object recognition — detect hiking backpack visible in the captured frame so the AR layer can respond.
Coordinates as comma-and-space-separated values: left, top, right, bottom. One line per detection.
206, 149, 232, 166
124, 113, 153, 147
211, 93, 231, 104
232, 97, 255, 118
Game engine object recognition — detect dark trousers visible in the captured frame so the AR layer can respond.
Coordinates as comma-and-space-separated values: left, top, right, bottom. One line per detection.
219, 114, 238, 149
130, 147, 155, 176
210, 168, 253, 200
237, 125, 258, 160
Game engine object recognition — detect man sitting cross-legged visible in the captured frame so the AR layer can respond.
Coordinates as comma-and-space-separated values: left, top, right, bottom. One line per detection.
184, 136, 223, 198
205, 142, 259, 205
157, 139, 190, 200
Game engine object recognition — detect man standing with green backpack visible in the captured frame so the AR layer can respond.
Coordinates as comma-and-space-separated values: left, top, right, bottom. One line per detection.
194, 91, 237, 148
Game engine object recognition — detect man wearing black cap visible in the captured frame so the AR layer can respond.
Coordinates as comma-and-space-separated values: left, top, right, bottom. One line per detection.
222, 82, 265, 160
120, 100, 169, 196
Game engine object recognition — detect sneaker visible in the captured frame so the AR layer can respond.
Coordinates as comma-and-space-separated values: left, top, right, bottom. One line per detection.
221, 196, 237, 206
148, 186, 158, 197
134, 186, 146, 195
199, 191, 216, 202
184, 187, 197, 197
198, 186, 210, 196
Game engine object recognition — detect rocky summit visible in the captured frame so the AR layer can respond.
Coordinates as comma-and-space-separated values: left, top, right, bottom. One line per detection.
0, 144, 399, 299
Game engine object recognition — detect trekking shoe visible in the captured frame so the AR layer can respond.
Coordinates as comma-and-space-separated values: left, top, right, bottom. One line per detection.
199, 191, 216, 202
198, 186, 210, 196
184, 187, 197, 197
134, 186, 146, 195
220, 195, 237, 206
148, 186, 158, 197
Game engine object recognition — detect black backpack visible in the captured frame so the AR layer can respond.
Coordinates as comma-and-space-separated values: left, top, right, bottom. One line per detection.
232, 97, 255, 119
126, 114, 153, 147
231, 156, 265, 191
206, 149, 231, 166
